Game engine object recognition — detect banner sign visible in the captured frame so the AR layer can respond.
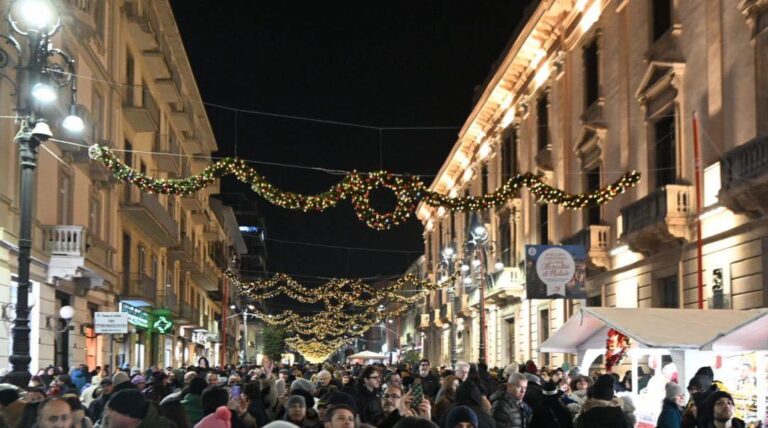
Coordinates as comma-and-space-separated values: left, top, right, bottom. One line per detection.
525, 245, 586, 299
94, 312, 129, 334
119, 302, 150, 329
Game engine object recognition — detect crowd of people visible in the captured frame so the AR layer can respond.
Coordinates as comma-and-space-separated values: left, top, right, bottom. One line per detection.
0, 357, 746, 428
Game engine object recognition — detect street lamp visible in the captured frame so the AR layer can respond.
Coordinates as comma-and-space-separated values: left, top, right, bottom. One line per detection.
1, 0, 84, 387
468, 212, 491, 365
226, 305, 256, 365
440, 244, 458, 371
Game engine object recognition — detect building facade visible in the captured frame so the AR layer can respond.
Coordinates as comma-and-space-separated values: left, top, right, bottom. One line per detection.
0, 0, 244, 373
409, 0, 768, 369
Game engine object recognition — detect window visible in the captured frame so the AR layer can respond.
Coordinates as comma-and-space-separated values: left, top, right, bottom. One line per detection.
124, 141, 133, 167
125, 51, 135, 105
92, 91, 104, 141
57, 169, 73, 225
585, 166, 601, 225
501, 127, 518, 180
586, 294, 602, 307
499, 212, 512, 266
481, 163, 489, 195
654, 114, 677, 187
539, 308, 550, 366
703, 162, 721, 207
138, 245, 146, 276
539, 204, 549, 244
584, 38, 599, 108
89, 193, 101, 239
655, 275, 679, 308
652, 0, 672, 42
537, 93, 550, 152
425, 235, 432, 270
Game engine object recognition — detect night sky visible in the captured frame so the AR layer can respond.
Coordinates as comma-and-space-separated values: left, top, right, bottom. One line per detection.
168, 1, 534, 287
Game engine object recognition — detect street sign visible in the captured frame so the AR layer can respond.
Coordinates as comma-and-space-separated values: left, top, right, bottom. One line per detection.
94, 312, 129, 334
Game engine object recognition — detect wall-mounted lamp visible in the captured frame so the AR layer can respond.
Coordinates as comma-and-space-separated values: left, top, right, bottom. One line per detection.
45, 305, 74, 332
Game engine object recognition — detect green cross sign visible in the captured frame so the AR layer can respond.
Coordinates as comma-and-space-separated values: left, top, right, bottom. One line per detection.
154, 315, 173, 334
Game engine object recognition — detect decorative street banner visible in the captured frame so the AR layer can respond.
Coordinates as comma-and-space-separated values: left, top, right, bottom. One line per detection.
525, 245, 586, 299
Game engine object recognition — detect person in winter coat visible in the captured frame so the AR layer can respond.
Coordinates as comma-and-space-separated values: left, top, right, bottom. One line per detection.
182, 377, 209, 426
657, 383, 686, 428
456, 379, 496, 428
433, 375, 459, 425
574, 374, 630, 428
529, 382, 572, 428
283, 395, 321, 428
696, 391, 745, 428
101, 389, 175, 428
491, 373, 531, 428
355, 366, 384, 425
564, 376, 591, 421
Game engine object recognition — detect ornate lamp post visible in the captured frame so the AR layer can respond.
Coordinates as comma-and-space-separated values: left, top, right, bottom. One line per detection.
1, 0, 84, 387
440, 245, 458, 370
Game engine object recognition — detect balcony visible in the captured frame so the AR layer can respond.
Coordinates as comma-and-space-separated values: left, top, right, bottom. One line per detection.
122, 273, 156, 307
167, 233, 194, 264
180, 192, 203, 211
179, 302, 202, 328
203, 225, 218, 241
486, 267, 525, 305
535, 146, 553, 171
620, 185, 693, 255
202, 314, 210, 332
43, 226, 116, 286
719, 135, 768, 217
190, 267, 218, 292
123, 0, 157, 51
171, 110, 193, 133
142, 50, 171, 81
440, 302, 453, 323
153, 150, 180, 175
122, 86, 161, 134
458, 294, 473, 317
120, 187, 179, 247
562, 225, 611, 271
161, 288, 180, 315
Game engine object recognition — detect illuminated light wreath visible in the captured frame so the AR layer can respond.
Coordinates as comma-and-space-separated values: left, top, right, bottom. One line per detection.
89, 144, 641, 231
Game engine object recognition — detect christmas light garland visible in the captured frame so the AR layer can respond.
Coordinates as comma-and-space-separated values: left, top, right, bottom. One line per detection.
225, 270, 456, 305
286, 336, 354, 363
89, 144, 641, 231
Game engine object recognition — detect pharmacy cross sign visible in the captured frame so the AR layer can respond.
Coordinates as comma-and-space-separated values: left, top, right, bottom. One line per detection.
153, 316, 173, 334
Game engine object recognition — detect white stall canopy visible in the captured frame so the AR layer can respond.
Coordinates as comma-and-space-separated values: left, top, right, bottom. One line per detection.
347, 350, 388, 360
540, 307, 768, 353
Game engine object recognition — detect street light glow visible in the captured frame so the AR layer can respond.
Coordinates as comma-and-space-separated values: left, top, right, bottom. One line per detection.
31, 83, 56, 102
463, 276, 473, 285
62, 113, 84, 132
442, 246, 455, 258
15, 0, 57, 30
494, 260, 505, 272
461, 264, 470, 273
230, 305, 236, 310
473, 225, 487, 237
247, 304, 255, 310
472, 258, 482, 268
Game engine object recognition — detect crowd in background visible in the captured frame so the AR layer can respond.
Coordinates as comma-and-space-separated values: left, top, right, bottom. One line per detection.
0, 356, 746, 428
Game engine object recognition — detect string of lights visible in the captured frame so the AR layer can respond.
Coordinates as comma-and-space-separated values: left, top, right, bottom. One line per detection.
89, 144, 641, 231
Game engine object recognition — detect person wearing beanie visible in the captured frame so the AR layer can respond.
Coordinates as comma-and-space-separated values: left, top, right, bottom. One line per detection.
446, 405, 479, 428
283, 394, 320, 428
104, 389, 174, 428
194, 406, 232, 428
682, 375, 716, 428
656, 382, 686, 428
575, 374, 630, 428
696, 391, 745, 428
291, 378, 315, 396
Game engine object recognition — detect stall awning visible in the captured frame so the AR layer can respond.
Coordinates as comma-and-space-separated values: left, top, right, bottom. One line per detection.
540, 307, 768, 353
347, 350, 388, 360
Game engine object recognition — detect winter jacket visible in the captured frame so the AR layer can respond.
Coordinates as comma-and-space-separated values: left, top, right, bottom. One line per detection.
465, 404, 498, 428
530, 395, 573, 428
137, 402, 176, 428
490, 389, 531, 428
181, 393, 204, 426
88, 393, 111, 424
564, 390, 587, 421
574, 398, 630, 428
418, 372, 441, 400
354, 384, 384, 425
656, 399, 682, 428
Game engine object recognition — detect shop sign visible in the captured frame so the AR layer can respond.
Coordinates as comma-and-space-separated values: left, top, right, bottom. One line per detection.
154, 315, 173, 334
525, 245, 586, 299
94, 312, 129, 334
119, 302, 150, 329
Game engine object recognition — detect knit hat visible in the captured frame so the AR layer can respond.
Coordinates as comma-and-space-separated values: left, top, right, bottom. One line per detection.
446, 405, 478, 428
590, 374, 615, 401
687, 375, 713, 392
286, 395, 306, 408
694, 366, 715, 381
263, 422, 299, 428
325, 391, 357, 415
567, 368, 581, 379
290, 378, 315, 394
107, 389, 148, 419
525, 361, 538, 374
0, 389, 19, 406
502, 363, 519, 379
195, 406, 232, 428
524, 373, 541, 385
112, 371, 130, 386
291, 388, 315, 409
665, 382, 686, 401
131, 375, 146, 385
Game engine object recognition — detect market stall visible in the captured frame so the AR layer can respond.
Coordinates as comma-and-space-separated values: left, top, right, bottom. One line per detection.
347, 350, 388, 365
540, 307, 768, 427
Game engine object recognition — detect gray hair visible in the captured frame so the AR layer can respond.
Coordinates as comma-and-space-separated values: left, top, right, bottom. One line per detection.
507, 372, 528, 386
455, 361, 470, 371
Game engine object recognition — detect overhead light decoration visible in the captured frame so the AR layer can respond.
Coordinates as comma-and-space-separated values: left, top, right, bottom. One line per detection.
89, 144, 641, 231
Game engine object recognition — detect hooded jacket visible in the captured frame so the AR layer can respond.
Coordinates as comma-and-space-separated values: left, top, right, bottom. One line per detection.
137, 401, 176, 428
574, 398, 630, 428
